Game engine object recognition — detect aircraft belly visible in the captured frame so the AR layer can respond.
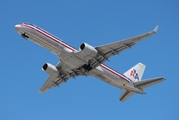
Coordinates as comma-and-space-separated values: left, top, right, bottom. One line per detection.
90, 66, 125, 89
90, 67, 141, 92
24, 29, 63, 56
58, 48, 86, 69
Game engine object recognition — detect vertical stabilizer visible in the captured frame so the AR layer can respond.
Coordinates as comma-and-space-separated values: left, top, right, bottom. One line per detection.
124, 63, 146, 82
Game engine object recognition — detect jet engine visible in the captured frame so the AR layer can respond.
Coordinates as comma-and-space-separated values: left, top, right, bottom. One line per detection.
80, 43, 98, 57
42, 63, 59, 77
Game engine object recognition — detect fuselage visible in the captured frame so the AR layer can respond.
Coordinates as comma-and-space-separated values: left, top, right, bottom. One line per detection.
15, 23, 144, 93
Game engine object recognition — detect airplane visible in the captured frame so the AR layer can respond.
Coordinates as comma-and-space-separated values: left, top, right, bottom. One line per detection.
15, 23, 165, 102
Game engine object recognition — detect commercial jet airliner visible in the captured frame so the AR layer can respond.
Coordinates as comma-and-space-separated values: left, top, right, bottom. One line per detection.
15, 23, 165, 101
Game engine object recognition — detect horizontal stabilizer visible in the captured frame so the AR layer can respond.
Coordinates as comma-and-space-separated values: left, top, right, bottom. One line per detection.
134, 77, 165, 89
119, 89, 134, 102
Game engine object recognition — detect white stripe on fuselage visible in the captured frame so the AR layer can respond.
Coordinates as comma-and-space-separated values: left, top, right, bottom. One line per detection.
18, 23, 133, 85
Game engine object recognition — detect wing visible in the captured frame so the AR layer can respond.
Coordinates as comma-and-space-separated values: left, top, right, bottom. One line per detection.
90, 26, 159, 67
39, 61, 85, 93
39, 75, 65, 93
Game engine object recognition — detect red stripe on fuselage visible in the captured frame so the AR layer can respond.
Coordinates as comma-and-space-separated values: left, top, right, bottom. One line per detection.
22, 24, 76, 52
100, 64, 130, 82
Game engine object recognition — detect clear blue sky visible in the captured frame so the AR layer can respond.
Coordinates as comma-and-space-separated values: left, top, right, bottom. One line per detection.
1, 0, 178, 120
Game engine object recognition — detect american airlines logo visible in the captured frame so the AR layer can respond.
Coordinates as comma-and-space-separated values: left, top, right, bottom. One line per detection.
130, 69, 139, 80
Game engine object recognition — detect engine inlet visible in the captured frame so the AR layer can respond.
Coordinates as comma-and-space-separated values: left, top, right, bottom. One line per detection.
42, 63, 48, 71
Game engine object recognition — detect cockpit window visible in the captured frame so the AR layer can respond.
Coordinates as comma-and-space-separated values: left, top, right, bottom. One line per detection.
21, 23, 36, 27
22, 22, 29, 25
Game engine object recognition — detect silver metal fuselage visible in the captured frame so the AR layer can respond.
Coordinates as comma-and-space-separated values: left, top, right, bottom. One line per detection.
15, 23, 143, 93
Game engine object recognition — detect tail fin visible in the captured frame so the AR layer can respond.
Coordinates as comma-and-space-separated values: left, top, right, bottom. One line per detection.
124, 63, 146, 82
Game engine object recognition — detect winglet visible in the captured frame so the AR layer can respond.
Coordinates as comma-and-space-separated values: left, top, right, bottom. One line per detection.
153, 25, 159, 33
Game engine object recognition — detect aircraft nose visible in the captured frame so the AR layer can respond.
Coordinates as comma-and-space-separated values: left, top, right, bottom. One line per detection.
15, 24, 21, 31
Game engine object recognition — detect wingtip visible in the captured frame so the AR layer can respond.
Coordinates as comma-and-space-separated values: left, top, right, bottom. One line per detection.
39, 89, 45, 93
161, 77, 166, 81
153, 25, 159, 33
39, 90, 43, 93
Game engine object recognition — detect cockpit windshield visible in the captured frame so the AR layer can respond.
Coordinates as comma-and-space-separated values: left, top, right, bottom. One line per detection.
22, 22, 29, 25
21, 22, 36, 27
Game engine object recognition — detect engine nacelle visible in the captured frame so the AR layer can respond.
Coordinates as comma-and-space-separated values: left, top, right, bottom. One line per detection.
42, 63, 59, 77
80, 43, 98, 57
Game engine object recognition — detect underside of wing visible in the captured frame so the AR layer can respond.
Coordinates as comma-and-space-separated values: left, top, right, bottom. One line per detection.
89, 26, 158, 67
39, 60, 86, 93
39, 61, 71, 93
39, 75, 66, 93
